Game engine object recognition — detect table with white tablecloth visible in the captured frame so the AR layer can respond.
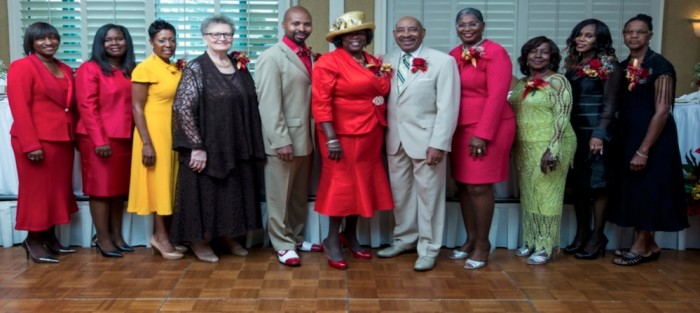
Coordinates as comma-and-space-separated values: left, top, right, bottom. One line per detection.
1, 97, 699, 251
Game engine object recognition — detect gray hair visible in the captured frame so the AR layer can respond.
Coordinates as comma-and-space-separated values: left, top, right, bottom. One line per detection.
455, 7, 484, 24
200, 14, 235, 35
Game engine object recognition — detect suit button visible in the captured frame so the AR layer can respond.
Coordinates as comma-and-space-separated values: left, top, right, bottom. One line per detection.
65, 108, 70, 112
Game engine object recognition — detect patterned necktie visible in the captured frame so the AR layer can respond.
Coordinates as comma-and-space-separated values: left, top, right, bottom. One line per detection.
297, 46, 311, 57
397, 53, 411, 88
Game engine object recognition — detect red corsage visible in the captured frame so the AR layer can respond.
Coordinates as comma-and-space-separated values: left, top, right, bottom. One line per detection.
230, 51, 250, 71
460, 46, 484, 68
411, 58, 427, 73
625, 58, 651, 91
521, 76, 549, 99
175, 58, 187, 71
575, 57, 614, 80
367, 57, 393, 79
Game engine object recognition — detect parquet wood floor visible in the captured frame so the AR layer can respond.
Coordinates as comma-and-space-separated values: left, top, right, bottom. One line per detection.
1, 246, 700, 312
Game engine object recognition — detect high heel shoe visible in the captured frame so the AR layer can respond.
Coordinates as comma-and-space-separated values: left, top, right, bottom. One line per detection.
21, 241, 59, 264
322, 241, 347, 270
515, 246, 532, 257
150, 236, 184, 260
526, 249, 550, 265
115, 243, 135, 252
42, 238, 76, 254
191, 242, 219, 263
562, 238, 587, 254
575, 237, 608, 260
338, 232, 371, 259
92, 235, 122, 258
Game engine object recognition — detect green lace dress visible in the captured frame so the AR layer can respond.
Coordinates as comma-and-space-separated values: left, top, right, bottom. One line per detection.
509, 74, 577, 254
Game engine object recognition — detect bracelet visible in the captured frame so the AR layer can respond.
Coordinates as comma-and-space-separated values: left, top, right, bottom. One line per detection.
325, 139, 339, 146
635, 150, 649, 159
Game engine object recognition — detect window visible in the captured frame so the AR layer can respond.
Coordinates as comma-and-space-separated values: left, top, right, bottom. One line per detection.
10, 0, 282, 71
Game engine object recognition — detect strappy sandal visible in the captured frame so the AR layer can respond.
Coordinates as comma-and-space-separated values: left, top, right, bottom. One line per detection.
449, 249, 469, 260
526, 250, 549, 265
612, 251, 658, 266
463, 258, 486, 270
515, 246, 531, 257
613, 248, 630, 257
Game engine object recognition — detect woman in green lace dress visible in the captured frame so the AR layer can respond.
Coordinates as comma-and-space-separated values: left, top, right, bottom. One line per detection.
508, 36, 576, 265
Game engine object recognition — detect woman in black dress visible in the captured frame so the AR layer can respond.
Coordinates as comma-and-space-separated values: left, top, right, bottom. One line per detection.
562, 19, 623, 260
608, 14, 688, 266
171, 15, 265, 262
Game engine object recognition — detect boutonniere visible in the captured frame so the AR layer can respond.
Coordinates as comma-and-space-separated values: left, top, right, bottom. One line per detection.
461, 46, 485, 68
522, 76, 549, 99
367, 57, 393, 79
230, 51, 250, 71
575, 57, 614, 80
175, 58, 187, 71
306, 47, 322, 61
625, 58, 651, 91
411, 58, 427, 73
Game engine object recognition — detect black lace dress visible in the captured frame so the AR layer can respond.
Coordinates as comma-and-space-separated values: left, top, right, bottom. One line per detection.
565, 56, 623, 190
607, 49, 688, 231
170, 53, 265, 244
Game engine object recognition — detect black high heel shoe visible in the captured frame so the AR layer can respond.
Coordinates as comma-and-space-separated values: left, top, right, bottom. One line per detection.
575, 237, 609, 260
43, 238, 76, 254
93, 235, 122, 258
21, 241, 59, 264
562, 237, 588, 254
115, 243, 134, 252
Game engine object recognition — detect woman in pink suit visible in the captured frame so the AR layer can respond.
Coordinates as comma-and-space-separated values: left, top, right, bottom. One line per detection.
8, 22, 78, 263
447, 8, 516, 270
76, 24, 135, 258
312, 11, 394, 270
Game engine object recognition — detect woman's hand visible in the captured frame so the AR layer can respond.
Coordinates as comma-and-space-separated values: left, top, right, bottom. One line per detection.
326, 139, 343, 161
189, 149, 207, 173
540, 149, 558, 174
630, 150, 648, 171
95, 145, 112, 158
26, 149, 44, 163
142, 143, 156, 167
589, 137, 604, 155
469, 136, 487, 159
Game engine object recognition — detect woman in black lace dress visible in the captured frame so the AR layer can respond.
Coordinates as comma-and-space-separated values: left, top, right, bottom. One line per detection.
562, 19, 623, 260
608, 14, 688, 266
171, 15, 265, 262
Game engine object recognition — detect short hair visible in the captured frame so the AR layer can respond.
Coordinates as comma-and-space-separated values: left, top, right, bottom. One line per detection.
564, 19, 616, 70
23, 22, 61, 55
624, 14, 653, 32
89, 24, 136, 77
331, 29, 374, 48
201, 14, 235, 35
148, 19, 176, 40
455, 7, 484, 24
517, 36, 562, 76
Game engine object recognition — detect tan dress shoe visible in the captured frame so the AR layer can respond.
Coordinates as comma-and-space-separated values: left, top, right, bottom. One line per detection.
377, 245, 406, 258
414, 256, 436, 271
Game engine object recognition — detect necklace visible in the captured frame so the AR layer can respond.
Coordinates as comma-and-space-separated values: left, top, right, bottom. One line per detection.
352, 56, 365, 66
212, 58, 232, 68
463, 38, 485, 50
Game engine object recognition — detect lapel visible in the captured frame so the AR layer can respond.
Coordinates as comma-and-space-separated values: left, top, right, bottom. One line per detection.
279, 42, 310, 79
398, 49, 426, 97
28, 54, 73, 109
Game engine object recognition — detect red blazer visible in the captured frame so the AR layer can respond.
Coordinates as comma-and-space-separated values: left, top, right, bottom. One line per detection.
7, 54, 76, 153
449, 40, 514, 141
312, 48, 390, 135
75, 61, 133, 146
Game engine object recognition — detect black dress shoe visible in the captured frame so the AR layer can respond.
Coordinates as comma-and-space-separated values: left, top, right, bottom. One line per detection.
562, 240, 585, 254
43, 240, 77, 254
575, 237, 608, 260
115, 243, 135, 252
93, 235, 122, 258
22, 241, 59, 264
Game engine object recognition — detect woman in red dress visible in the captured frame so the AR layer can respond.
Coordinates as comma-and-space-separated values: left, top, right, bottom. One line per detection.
447, 8, 516, 269
312, 11, 394, 270
8, 22, 78, 263
76, 24, 135, 258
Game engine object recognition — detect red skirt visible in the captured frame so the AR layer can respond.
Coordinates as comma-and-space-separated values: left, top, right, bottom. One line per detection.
12, 138, 78, 231
315, 125, 394, 217
77, 135, 132, 197
450, 118, 516, 184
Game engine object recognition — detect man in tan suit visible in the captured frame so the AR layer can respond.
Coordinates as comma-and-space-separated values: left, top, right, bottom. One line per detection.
377, 16, 460, 271
255, 6, 318, 267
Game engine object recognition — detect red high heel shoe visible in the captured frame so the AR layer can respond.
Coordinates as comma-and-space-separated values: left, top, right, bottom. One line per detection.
338, 232, 372, 259
322, 241, 347, 270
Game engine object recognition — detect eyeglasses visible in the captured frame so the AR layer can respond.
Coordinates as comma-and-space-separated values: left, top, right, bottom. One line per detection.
456, 22, 481, 30
204, 32, 234, 40
623, 30, 650, 36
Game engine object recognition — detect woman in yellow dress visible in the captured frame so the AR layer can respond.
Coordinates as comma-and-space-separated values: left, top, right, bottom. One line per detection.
126, 20, 184, 259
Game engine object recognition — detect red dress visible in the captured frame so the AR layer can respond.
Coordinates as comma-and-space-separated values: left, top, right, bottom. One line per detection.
75, 61, 133, 197
7, 54, 78, 231
448, 40, 516, 184
311, 48, 394, 217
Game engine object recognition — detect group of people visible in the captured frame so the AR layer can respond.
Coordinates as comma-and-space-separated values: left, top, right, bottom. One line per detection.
6, 6, 688, 272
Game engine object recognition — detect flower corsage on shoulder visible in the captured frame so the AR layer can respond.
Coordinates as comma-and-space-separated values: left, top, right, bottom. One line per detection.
230, 51, 250, 71
521, 76, 549, 99
625, 58, 651, 91
575, 56, 615, 80
460, 46, 484, 68
367, 56, 393, 79
411, 58, 427, 73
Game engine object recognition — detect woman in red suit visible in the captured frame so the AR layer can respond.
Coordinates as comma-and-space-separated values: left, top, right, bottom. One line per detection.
312, 11, 394, 270
75, 24, 135, 258
7, 22, 78, 263
447, 8, 516, 270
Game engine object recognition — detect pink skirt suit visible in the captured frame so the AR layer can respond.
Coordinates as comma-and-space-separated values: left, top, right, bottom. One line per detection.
75, 61, 133, 197
448, 40, 516, 184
